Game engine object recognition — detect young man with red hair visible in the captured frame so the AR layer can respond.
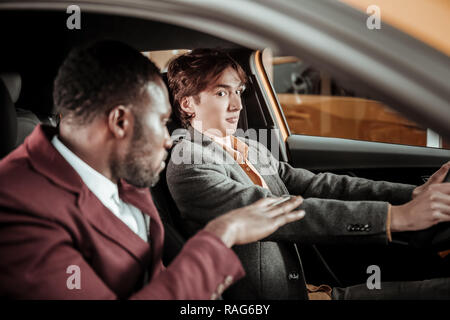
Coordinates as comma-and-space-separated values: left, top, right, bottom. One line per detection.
166, 48, 450, 299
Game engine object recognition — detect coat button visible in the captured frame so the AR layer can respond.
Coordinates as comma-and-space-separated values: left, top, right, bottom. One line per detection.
210, 292, 218, 300
347, 225, 353, 231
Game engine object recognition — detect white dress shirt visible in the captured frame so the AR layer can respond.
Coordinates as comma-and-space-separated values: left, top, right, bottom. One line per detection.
51, 135, 149, 242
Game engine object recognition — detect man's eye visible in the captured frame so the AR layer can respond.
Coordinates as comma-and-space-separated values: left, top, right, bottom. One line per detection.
216, 91, 227, 97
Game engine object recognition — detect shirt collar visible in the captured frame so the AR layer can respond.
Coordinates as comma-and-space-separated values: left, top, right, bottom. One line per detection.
209, 134, 249, 163
51, 135, 119, 204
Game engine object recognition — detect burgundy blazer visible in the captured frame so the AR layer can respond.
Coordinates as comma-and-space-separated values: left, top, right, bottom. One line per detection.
0, 125, 244, 299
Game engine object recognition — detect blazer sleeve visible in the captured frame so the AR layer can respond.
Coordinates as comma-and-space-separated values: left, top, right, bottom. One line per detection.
261, 144, 417, 244
167, 157, 391, 245
167, 160, 274, 224
0, 209, 244, 300
277, 160, 416, 205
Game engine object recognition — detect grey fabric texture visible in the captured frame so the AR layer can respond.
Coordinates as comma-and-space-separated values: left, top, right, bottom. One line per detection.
166, 126, 416, 299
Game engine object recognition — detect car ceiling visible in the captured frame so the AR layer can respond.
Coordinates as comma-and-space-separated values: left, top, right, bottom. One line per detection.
1, 1, 449, 141
0, 10, 244, 115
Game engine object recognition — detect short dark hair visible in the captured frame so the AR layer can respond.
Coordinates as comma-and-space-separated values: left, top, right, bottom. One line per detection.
167, 48, 247, 128
53, 40, 161, 124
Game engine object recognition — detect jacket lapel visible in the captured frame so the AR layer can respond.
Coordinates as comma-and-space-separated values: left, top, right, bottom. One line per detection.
251, 161, 288, 196
119, 180, 164, 272
244, 146, 288, 196
184, 126, 287, 196
26, 125, 153, 266
185, 126, 245, 171
77, 186, 151, 266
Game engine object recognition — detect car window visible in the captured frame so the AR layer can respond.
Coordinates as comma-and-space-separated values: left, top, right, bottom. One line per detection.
143, 49, 190, 72
263, 50, 449, 149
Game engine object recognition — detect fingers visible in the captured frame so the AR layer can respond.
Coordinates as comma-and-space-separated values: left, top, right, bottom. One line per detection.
265, 196, 303, 218
432, 210, 450, 223
431, 192, 450, 206
431, 201, 450, 217
444, 160, 450, 171
267, 195, 293, 208
254, 195, 300, 209
252, 197, 280, 207
273, 209, 306, 228
426, 191, 450, 225
429, 183, 450, 195
430, 161, 450, 183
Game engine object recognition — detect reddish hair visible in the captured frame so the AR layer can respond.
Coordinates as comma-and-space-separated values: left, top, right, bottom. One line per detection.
167, 48, 247, 128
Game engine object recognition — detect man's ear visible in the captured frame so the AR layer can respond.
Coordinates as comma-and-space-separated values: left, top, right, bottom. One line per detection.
180, 96, 196, 116
107, 105, 132, 139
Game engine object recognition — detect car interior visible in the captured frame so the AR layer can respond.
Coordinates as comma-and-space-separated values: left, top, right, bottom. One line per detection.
1, 9, 449, 299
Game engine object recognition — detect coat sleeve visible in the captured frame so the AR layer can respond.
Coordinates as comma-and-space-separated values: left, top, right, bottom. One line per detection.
0, 209, 244, 300
262, 143, 417, 243
167, 160, 274, 224
277, 160, 415, 205
167, 155, 391, 245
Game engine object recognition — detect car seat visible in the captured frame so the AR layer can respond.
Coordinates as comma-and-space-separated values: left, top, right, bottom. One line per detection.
0, 73, 43, 158
150, 73, 188, 266
0, 74, 18, 158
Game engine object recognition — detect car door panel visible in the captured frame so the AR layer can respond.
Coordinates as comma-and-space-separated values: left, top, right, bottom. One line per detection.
287, 134, 450, 184
285, 135, 450, 286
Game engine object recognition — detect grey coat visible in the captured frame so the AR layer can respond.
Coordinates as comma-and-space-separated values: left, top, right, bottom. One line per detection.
166, 126, 415, 299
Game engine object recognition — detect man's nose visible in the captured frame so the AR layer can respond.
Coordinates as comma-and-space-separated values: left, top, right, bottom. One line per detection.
229, 93, 243, 112
164, 129, 173, 149
165, 138, 173, 150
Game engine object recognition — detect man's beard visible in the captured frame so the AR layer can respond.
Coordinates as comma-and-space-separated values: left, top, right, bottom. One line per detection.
111, 119, 162, 188
122, 151, 161, 188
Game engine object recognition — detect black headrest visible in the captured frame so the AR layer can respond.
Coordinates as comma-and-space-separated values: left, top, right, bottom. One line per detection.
160, 72, 173, 104
161, 72, 169, 86
160, 72, 183, 134
0, 79, 18, 158
0, 73, 21, 103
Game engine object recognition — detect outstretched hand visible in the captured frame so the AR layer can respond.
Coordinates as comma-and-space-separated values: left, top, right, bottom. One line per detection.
204, 196, 305, 248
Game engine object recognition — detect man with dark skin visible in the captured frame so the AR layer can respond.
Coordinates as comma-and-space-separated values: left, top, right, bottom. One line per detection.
0, 41, 305, 299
